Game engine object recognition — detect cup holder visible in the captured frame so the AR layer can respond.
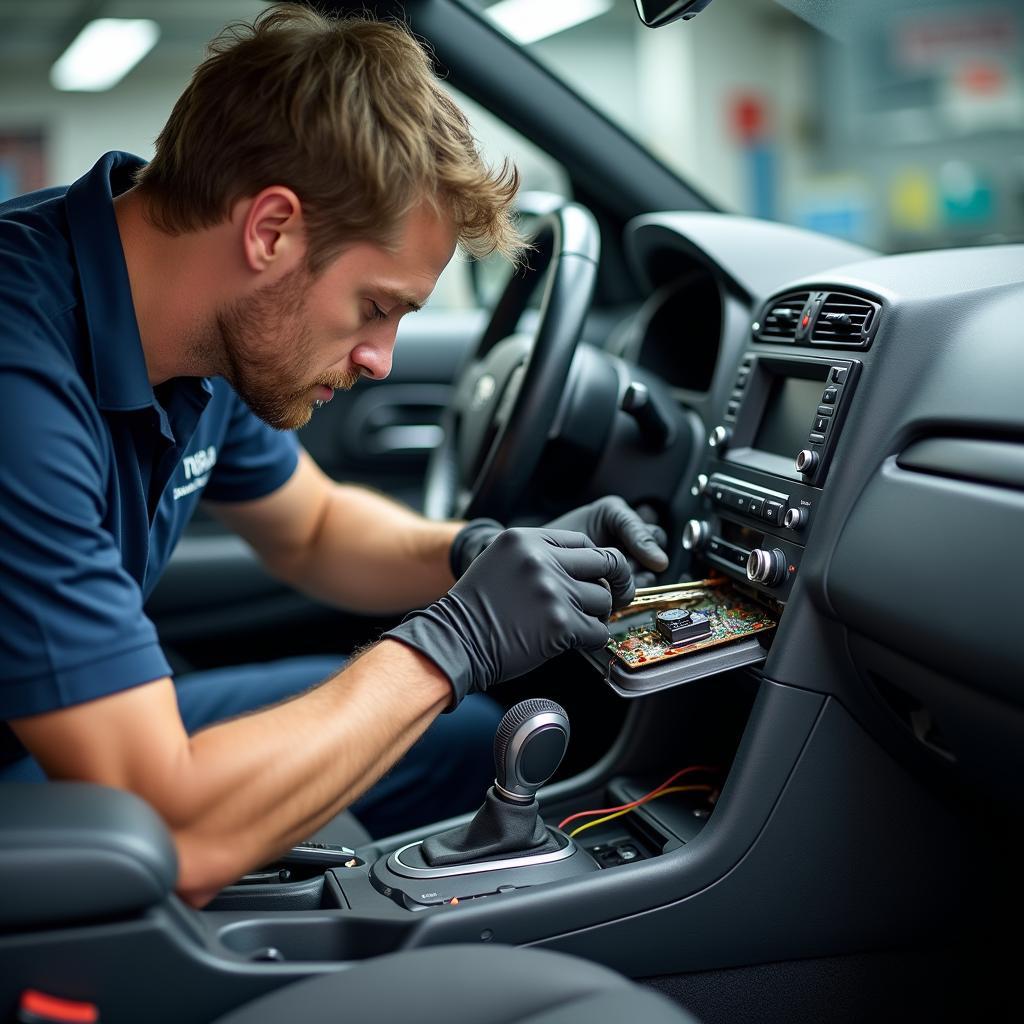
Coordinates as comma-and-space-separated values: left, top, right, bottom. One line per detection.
217, 917, 408, 963
205, 872, 329, 912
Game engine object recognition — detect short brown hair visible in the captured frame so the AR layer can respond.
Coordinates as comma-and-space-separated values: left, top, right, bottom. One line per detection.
136, 3, 524, 271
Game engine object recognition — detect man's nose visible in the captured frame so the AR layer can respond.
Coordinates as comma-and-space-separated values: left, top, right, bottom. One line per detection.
351, 331, 395, 381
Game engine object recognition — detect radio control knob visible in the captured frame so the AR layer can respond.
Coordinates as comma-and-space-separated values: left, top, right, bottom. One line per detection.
783, 507, 808, 531
746, 548, 787, 586
795, 449, 819, 474
708, 425, 732, 451
690, 473, 709, 497
682, 519, 709, 552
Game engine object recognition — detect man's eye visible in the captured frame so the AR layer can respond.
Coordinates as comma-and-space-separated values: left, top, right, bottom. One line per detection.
365, 302, 387, 322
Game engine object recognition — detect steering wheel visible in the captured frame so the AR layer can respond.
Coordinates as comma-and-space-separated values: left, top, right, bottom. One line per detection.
424, 203, 600, 522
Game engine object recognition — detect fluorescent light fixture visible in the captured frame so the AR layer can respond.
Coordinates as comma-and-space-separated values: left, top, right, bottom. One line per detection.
51, 18, 160, 92
486, 0, 614, 45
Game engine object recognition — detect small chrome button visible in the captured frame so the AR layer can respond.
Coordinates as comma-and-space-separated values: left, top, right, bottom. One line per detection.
784, 507, 808, 531
795, 449, 819, 474
682, 519, 709, 551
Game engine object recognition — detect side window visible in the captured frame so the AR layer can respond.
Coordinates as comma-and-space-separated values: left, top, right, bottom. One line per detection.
507, 0, 1023, 255
428, 86, 571, 311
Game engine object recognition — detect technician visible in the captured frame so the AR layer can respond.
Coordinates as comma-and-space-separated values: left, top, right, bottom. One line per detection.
0, 5, 667, 906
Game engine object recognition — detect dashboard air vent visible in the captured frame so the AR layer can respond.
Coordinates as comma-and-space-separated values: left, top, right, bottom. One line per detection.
811, 293, 879, 347
755, 292, 809, 342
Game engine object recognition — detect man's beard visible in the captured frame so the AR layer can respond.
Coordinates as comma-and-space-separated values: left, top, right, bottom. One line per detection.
216, 267, 360, 430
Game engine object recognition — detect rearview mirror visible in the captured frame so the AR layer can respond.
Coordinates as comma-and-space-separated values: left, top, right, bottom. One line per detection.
634, 0, 715, 28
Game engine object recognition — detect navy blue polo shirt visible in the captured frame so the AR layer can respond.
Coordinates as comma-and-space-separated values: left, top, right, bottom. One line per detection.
0, 152, 299, 760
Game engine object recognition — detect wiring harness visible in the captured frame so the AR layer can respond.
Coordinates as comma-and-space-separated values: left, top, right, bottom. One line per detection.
558, 766, 719, 839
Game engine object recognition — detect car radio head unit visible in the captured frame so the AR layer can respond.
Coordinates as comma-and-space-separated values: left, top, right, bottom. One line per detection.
686, 352, 862, 599
715, 353, 860, 487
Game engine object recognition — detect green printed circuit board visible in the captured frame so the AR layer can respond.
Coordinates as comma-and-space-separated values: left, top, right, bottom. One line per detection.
606, 578, 778, 671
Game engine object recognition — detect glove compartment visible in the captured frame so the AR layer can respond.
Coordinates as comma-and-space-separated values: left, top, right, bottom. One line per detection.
827, 445, 1024, 701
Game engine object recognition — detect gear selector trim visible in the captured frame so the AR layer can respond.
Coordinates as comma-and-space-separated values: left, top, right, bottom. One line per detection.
387, 835, 578, 879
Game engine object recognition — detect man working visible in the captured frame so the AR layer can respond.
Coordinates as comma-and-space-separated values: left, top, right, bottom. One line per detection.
0, 5, 667, 906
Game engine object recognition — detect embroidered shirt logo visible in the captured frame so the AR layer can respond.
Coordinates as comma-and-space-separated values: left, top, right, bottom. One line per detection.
173, 445, 217, 501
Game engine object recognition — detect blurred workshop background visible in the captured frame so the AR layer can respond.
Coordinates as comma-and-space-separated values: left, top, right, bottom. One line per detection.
0, 0, 1020, 307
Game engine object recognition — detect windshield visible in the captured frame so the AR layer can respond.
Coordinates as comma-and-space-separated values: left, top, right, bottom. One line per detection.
474, 0, 1024, 254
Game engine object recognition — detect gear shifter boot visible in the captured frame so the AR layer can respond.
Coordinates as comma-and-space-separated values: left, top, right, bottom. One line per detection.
420, 787, 562, 866
421, 698, 571, 868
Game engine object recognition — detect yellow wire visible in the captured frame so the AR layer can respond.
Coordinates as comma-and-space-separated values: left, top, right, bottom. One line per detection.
568, 785, 714, 839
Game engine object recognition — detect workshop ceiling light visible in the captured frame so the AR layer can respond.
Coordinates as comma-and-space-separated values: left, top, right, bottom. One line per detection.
486, 0, 614, 45
51, 18, 160, 92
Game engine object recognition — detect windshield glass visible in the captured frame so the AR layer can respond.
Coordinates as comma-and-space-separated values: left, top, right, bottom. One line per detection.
474, 0, 1024, 254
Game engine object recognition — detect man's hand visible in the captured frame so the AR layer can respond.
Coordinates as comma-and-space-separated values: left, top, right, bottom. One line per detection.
450, 496, 669, 596
544, 496, 669, 594
386, 528, 630, 707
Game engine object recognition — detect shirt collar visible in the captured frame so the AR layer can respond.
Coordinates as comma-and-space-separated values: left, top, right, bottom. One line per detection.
64, 151, 211, 418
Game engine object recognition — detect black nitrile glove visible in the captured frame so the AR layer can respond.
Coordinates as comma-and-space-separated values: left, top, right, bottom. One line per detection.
544, 496, 669, 594
385, 528, 631, 708
449, 517, 503, 579
449, 497, 668, 591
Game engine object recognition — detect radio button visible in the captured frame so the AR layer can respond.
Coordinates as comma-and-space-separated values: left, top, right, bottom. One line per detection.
746, 495, 765, 517
808, 431, 826, 444
813, 416, 830, 433
708, 425, 732, 450
821, 387, 838, 404
709, 538, 748, 569
763, 500, 785, 525
746, 548, 787, 586
816, 404, 834, 417
796, 449, 819, 474
725, 400, 740, 419
830, 366, 849, 384
731, 491, 753, 514
682, 519, 709, 551
784, 507, 808, 531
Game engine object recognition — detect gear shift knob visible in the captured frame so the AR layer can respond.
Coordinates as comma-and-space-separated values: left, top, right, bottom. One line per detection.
493, 699, 570, 804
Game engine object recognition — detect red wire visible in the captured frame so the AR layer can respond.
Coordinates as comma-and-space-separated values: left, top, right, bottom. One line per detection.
557, 765, 719, 830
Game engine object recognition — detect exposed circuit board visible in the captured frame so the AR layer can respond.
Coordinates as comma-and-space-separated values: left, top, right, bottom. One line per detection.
606, 578, 777, 671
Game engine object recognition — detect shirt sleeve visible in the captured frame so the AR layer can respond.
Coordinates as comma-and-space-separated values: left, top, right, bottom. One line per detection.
0, 365, 171, 719
201, 383, 301, 503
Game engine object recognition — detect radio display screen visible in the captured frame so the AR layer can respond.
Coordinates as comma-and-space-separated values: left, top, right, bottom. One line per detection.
753, 376, 823, 458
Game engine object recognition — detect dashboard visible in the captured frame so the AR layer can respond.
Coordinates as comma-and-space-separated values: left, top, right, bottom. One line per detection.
622, 213, 1024, 816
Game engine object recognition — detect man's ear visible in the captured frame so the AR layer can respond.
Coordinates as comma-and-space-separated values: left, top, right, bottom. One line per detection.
240, 186, 305, 274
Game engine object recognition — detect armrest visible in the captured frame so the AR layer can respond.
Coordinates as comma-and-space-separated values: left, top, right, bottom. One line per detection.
0, 782, 178, 930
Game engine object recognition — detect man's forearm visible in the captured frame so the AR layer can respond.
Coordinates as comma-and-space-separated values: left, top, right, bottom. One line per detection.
270, 483, 463, 613
170, 640, 450, 904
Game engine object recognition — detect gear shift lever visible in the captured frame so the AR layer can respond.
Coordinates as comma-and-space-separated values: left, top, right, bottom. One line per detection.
419, 699, 571, 867
493, 699, 570, 804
